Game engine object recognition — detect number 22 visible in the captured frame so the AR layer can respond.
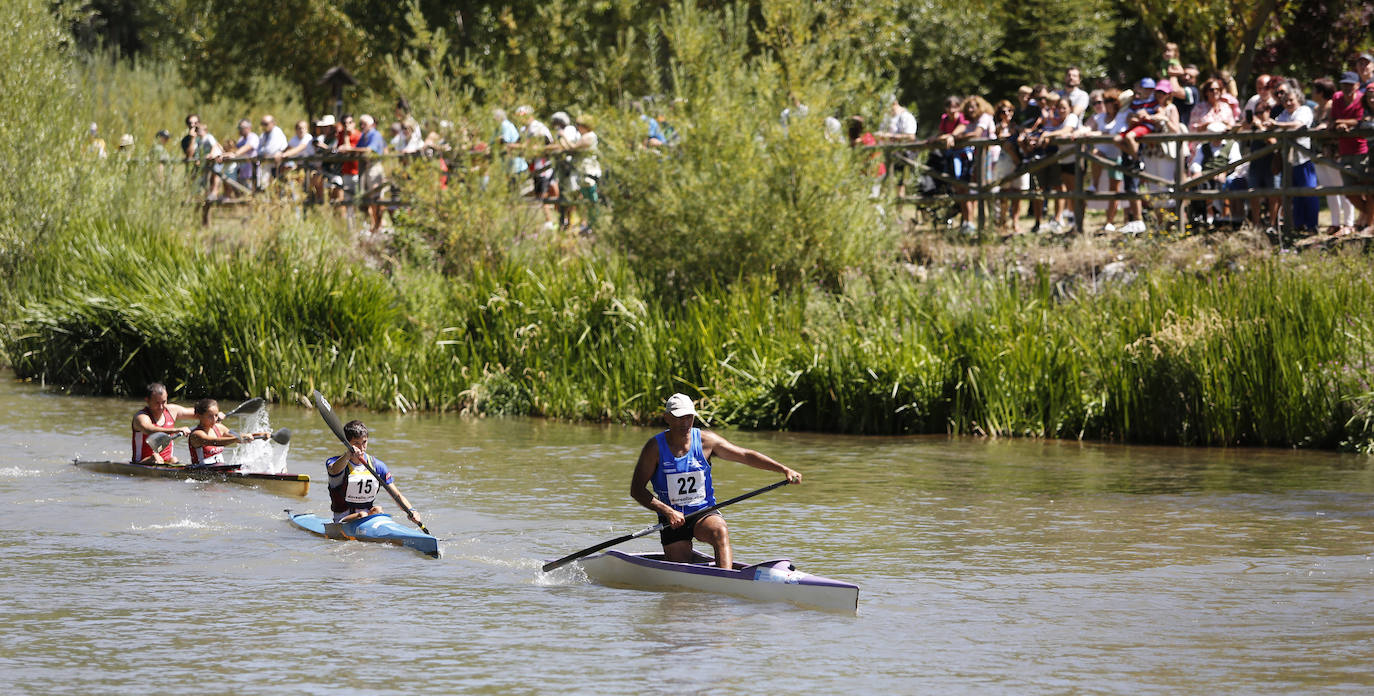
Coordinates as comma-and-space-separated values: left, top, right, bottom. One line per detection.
676, 476, 697, 496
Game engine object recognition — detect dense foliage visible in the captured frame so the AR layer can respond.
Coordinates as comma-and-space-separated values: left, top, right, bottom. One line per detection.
65, 0, 1374, 124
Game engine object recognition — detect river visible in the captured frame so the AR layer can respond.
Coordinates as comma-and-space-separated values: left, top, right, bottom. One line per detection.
1, 373, 1371, 694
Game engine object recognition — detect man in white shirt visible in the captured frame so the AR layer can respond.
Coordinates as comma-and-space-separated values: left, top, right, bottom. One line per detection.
1058, 67, 1090, 117
256, 114, 288, 189
876, 95, 918, 198
549, 111, 581, 229
516, 105, 557, 227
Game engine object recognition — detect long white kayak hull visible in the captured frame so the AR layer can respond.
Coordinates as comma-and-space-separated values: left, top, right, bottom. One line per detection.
577, 550, 859, 612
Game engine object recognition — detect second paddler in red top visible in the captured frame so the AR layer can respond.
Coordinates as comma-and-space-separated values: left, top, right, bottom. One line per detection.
187, 398, 270, 467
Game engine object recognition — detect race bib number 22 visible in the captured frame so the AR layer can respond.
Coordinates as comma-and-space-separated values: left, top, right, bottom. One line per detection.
667, 470, 706, 507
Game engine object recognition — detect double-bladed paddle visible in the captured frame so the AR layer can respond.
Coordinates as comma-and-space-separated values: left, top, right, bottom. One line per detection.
311, 390, 431, 535
143, 397, 268, 452
540, 478, 793, 573
147, 426, 291, 454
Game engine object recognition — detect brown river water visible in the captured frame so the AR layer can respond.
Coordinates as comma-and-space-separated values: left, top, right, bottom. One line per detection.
1, 372, 1371, 694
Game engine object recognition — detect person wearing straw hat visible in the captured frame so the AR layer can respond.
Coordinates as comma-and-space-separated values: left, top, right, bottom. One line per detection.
630, 393, 802, 569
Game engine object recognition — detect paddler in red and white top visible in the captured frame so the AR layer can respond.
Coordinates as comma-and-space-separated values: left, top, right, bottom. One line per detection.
630, 393, 802, 569
131, 382, 196, 464
187, 398, 269, 467
326, 419, 425, 527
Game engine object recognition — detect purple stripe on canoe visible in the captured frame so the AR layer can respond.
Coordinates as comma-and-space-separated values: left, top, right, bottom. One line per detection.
605, 550, 858, 589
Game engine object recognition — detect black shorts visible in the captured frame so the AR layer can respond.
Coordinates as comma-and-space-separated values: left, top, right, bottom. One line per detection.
658, 510, 722, 546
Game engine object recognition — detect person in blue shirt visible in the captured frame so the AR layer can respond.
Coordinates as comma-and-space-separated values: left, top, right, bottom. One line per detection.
630, 393, 802, 569
339, 114, 389, 235
326, 419, 424, 527
494, 108, 528, 187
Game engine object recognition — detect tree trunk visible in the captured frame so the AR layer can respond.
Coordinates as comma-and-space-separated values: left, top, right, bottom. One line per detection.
1232, 0, 1281, 95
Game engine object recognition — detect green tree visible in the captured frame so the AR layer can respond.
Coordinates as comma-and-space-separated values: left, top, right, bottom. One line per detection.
177, 0, 370, 113
608, 0, 897, 293
1125, 0, 1298, 87
991, 0, 1118, 97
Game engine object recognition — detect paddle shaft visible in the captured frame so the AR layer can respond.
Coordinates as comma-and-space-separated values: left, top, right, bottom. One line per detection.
540, 478, 792, 573
311, 390, 430, 535
148, 426, 285, 453
143, 398, 267, 452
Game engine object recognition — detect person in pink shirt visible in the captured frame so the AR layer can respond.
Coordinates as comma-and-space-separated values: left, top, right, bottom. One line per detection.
926, 96, 970, 196
1189, 78, 1236, 133
1329, 72, 1368, 233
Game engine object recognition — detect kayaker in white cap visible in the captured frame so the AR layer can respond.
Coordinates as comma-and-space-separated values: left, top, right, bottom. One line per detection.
630, 393, 802, 569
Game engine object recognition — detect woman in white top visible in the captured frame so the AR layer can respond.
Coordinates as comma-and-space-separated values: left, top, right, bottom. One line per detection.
1267, 79, 1319, 230
990, 100, 1027, 234
1039, 95, 1081, 231
1086, 88, 1128, 231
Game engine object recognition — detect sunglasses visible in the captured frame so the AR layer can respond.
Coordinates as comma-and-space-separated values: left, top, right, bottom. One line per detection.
1090, 100, 1104, 105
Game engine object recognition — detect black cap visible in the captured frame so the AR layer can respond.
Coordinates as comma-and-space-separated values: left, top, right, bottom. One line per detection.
156, 129, 171, 139
1338, 71, 1360, 85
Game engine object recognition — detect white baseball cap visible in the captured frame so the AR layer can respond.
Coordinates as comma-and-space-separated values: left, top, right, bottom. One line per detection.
664, 393, 697, 417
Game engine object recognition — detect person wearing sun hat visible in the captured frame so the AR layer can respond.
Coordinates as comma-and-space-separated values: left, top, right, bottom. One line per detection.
629, 393, 802, 569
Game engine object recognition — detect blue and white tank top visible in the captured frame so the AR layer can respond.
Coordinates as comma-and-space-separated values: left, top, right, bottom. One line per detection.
651, 428, 716, 515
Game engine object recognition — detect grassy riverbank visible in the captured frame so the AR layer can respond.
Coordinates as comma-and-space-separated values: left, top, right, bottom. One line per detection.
2, 0, 1372, 452
5, 215, 1373, 451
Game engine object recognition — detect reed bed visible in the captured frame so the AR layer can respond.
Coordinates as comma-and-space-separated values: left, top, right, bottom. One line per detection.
6, 212, 1373, 451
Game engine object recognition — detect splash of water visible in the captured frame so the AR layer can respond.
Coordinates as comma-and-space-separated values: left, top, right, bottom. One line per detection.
228, 406, 289, 474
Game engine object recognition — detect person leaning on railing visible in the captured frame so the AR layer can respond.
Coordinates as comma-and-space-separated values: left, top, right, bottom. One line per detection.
1267, 79, 1319, 231
275, 119, 316, 202
1310, 77, 1359, 233
875, 94, 919, 198
1329, 72, 1370, 234
1085, 88, 1128, 232
989, 100, 1027, 234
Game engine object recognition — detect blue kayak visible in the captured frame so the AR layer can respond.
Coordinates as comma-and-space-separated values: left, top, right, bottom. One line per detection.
287, 511, 440, 558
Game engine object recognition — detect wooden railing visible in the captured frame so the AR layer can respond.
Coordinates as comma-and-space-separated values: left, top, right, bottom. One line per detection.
864, 128, 1374, 236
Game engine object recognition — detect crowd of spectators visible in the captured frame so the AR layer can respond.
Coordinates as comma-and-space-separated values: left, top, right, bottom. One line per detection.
869, 47, 1374, 237
100, 98, 615, 236
94, 46, 1374, 239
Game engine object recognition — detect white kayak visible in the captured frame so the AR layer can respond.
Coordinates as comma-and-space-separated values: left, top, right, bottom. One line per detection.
576, 550, 859, 612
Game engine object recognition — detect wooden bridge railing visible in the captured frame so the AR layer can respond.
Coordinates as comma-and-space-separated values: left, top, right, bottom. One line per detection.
864, 128, 1374, 237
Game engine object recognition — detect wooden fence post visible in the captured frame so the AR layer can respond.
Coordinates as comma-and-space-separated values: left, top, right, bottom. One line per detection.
1073, 142, 1086, 235
1174, 138, 1186, 238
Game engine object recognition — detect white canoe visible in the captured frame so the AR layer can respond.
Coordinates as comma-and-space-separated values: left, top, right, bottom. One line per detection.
577, 550, 859, 612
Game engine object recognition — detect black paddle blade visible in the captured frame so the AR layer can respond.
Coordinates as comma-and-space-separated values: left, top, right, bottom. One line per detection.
224, 397, 265, 418
271, 428, 292, 445
311, 390, 350, 446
